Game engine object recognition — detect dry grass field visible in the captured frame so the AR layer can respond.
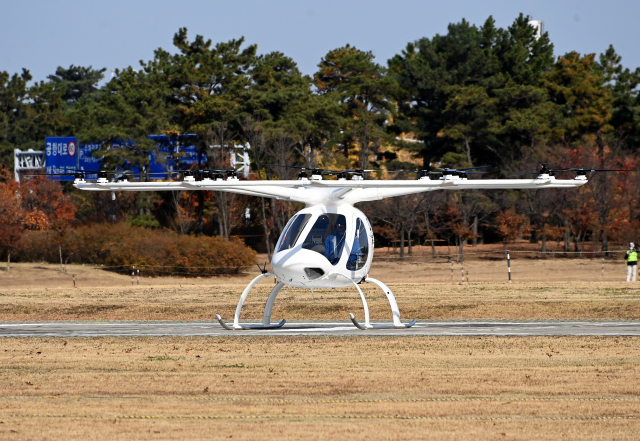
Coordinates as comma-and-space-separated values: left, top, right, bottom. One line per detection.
0, 255, 638, 321
0, 336, 639, 440
1, 253, 639, 439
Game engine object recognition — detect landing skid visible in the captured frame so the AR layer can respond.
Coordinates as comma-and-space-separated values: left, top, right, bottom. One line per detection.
216, 314, 285, 330
349, 313, 417, 330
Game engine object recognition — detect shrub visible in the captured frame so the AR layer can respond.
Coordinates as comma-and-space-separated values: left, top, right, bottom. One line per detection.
19, 224, 256, 276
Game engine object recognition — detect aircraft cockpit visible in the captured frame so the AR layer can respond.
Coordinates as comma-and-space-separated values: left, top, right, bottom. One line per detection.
274, 209, 372, 281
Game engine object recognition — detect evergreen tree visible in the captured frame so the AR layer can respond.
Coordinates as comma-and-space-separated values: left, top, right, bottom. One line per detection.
543, 52, 614, 146
169, 28, 257, 165
389, 15, 556, 169
74, 64, 174, 177
315, 45, 395, 168
244, 51, 312, 123
47, 65, 106, 105
0, 69, 69, 168
598, 45, 640, 148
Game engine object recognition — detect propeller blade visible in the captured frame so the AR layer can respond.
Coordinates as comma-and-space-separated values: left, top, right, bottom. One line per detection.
264, 164, 341, 173
344, 169, 376, 173
578, 169, 634, 172
387, 170, 442, 174
456, 165, 492, 171
435, 165, 491, 172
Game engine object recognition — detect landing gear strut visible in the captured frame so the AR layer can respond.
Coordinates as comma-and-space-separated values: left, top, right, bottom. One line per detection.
347, 277, 416, 329
216, 273, 416, 330
216, 272, 286, 330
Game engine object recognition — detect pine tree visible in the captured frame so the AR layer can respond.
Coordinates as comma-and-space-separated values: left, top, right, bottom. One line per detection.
315, 45, 395, 168
47, 65, 106, 105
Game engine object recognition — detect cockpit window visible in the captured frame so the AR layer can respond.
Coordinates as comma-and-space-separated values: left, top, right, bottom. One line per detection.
348, 218, 369, 271
301, 214, 347, 265
277, 214, 311, 252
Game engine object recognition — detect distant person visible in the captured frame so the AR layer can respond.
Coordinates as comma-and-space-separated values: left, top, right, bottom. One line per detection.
625, 242, 638, 282
324, 220, 347, 265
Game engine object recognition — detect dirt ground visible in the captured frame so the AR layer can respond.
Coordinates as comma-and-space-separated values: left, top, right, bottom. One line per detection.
0, 256, 638, 321
0, 245, 632, 289
1, 336, 639, 440
1, 251, 639, 439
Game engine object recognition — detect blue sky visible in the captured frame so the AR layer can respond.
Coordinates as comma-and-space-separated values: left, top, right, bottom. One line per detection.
2, 0, 639, 83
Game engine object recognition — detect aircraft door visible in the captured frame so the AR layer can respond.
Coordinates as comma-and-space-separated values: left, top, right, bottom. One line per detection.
347, 217, 370, 271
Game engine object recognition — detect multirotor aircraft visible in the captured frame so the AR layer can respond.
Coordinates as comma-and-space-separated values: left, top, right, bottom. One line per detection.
72, 165, 590, 330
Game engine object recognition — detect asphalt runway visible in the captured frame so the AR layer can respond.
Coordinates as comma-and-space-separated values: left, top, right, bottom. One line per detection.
0, 320, 639, 337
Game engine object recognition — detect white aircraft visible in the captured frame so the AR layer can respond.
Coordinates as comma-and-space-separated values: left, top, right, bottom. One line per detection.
74, 165, 588, 330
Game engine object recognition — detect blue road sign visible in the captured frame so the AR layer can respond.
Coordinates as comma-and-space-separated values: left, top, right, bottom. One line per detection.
45, 137, 78, 181
46, 135, 207, 181
78, 142, 103, 181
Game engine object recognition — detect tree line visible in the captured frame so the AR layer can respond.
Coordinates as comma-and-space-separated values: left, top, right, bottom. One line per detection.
1, 13, 640, 262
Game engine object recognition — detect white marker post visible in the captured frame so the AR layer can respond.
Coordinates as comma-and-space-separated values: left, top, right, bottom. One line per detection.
507, 250, 512, 283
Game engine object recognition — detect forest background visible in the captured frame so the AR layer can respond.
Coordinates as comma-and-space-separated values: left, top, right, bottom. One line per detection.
2, 13, 640, 272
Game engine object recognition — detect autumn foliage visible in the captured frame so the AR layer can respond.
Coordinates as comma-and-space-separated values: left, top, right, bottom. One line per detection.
20, 223, 256, 276
496, 209, 531, 244
0, 170, 76, 262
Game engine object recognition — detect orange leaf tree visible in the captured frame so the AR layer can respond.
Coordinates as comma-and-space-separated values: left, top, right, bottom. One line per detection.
496, 208, 530, 245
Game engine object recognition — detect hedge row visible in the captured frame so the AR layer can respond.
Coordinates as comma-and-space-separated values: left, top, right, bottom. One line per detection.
19, 223, 257, 276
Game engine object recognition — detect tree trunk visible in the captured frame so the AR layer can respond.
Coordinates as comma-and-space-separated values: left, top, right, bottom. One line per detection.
217, 211, 224, 238
197, 192, 204, 235
407, 229, 413, 255
472, 216, 478, 247
563, 220, 570, 255
260, 198, 272, 260
7, 252, 10, 272
270, 198, 283, 237
59, 246, 63, 273
603, 234, 609, 255
541, 232, 547, 255
399, 223, 405, 261
221, 194, 230, 239
424, 211, 437, 258
458, 235, 464, 263
464, 136, 472, 166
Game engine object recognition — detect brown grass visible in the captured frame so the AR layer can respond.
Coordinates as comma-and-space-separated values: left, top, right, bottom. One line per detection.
1, 336, 639, 440
1, 256, 639, 439
0, 259, 638, 320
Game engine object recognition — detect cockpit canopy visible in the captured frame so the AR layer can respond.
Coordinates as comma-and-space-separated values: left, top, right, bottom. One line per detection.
276, 213, 369, 271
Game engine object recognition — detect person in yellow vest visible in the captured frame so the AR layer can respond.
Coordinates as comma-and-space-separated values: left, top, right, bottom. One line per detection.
625, 242, 638, 282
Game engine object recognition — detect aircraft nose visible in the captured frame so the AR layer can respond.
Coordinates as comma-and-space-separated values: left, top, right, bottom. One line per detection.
272, 249, 331, 284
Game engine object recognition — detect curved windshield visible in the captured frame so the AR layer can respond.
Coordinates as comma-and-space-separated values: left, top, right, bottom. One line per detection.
302, 214, 347, 265
347, 218, 369, 271
277, 214, 311, 252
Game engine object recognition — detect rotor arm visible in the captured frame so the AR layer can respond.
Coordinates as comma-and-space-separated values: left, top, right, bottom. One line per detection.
74, 180, 300, 200
74, 174, 588, 205
340, 176, 588, 202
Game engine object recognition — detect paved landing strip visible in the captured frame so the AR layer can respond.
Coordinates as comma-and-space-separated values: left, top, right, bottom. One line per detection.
0, 320, 639, 337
